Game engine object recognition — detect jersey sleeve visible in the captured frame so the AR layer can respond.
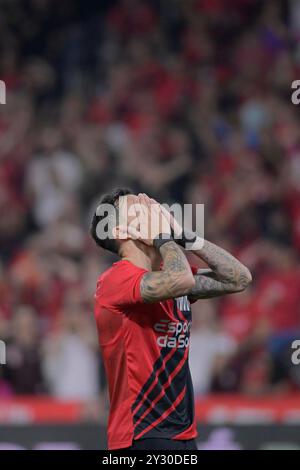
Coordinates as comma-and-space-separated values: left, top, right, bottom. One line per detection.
190, 265, 198, 276
97, 261, 148, 309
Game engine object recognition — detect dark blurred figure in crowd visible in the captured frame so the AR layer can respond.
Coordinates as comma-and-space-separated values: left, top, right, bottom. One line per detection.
4, 306, 44, 395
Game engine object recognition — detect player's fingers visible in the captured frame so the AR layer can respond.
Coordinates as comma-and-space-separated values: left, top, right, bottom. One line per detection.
142, 193, 154, 206
137, 198, 148, 221
159, 203, 171, 220
159, 206, 172, 234
148, 199, 173, 230
140, 197, 160, 239
138, 193, 151, 212
141, 201, 151, 239
159, 204, 182, 236
151, 202, 168, 235
141, 194, 159, 206
128, 202, 140, 231
118, 225, 140, 240
134, 198, 150, 239
144, 196, 171, 225
134, 198, 145, 219
136, 195, 146, 217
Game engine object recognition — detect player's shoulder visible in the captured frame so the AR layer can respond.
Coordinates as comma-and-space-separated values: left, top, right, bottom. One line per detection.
96, 262, 123, 304
95, 260, 147, 308
97, 260, 145, 292
99, 260, 140, 281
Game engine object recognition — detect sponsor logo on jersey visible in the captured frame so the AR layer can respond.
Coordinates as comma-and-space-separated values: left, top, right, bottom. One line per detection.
154, 318, 192, 349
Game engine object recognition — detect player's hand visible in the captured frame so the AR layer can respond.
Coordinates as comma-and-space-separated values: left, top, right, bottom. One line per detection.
140, 194, 203, 250
137, 193, 171, 246
119, 194, 171, 246
140, 194, 183, 241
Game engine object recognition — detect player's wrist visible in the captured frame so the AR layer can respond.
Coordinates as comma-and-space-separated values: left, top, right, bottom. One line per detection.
153, 233, 174, 251
172, 229, 201, 249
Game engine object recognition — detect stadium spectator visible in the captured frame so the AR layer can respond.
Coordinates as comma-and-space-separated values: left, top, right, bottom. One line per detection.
43, 292, 100, 400
4, 306, 44, 394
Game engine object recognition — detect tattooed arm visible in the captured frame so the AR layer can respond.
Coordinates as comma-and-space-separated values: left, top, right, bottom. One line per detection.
136, 194, 251, 300
140, 241, 195, 303
125, 194, 195, 303
188, 240, 252, 300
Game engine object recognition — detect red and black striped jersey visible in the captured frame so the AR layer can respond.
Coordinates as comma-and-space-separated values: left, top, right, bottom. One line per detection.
94, 259, 197, 450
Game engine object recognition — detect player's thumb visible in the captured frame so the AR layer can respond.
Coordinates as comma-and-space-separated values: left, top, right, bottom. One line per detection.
118, 224, 141, 241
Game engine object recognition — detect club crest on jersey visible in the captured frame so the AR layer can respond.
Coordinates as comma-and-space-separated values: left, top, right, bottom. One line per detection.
175, 295, 191, 312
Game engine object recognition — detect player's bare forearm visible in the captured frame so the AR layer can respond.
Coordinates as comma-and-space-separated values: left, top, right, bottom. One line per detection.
188, 240, 252, 300
140, 241, 195, 303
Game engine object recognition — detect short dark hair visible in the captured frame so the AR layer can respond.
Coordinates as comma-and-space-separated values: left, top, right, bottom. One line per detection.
90, 187, 132, 254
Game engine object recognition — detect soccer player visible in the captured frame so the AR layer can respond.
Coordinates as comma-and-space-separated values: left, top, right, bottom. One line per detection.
90, 188, 252, 450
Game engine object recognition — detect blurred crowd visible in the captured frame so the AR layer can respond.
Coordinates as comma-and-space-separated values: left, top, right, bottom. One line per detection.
1, 0, 300, 407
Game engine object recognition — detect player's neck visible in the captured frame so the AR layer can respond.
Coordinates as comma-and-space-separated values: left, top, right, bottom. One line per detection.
120, 242, 160, 271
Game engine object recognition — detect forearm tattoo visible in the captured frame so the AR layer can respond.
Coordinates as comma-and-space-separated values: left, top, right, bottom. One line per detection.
140, 241, 193, 303
188, 240, 252, 300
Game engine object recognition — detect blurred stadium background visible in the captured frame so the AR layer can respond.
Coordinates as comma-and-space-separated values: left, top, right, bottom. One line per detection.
1, 0, 300, 450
